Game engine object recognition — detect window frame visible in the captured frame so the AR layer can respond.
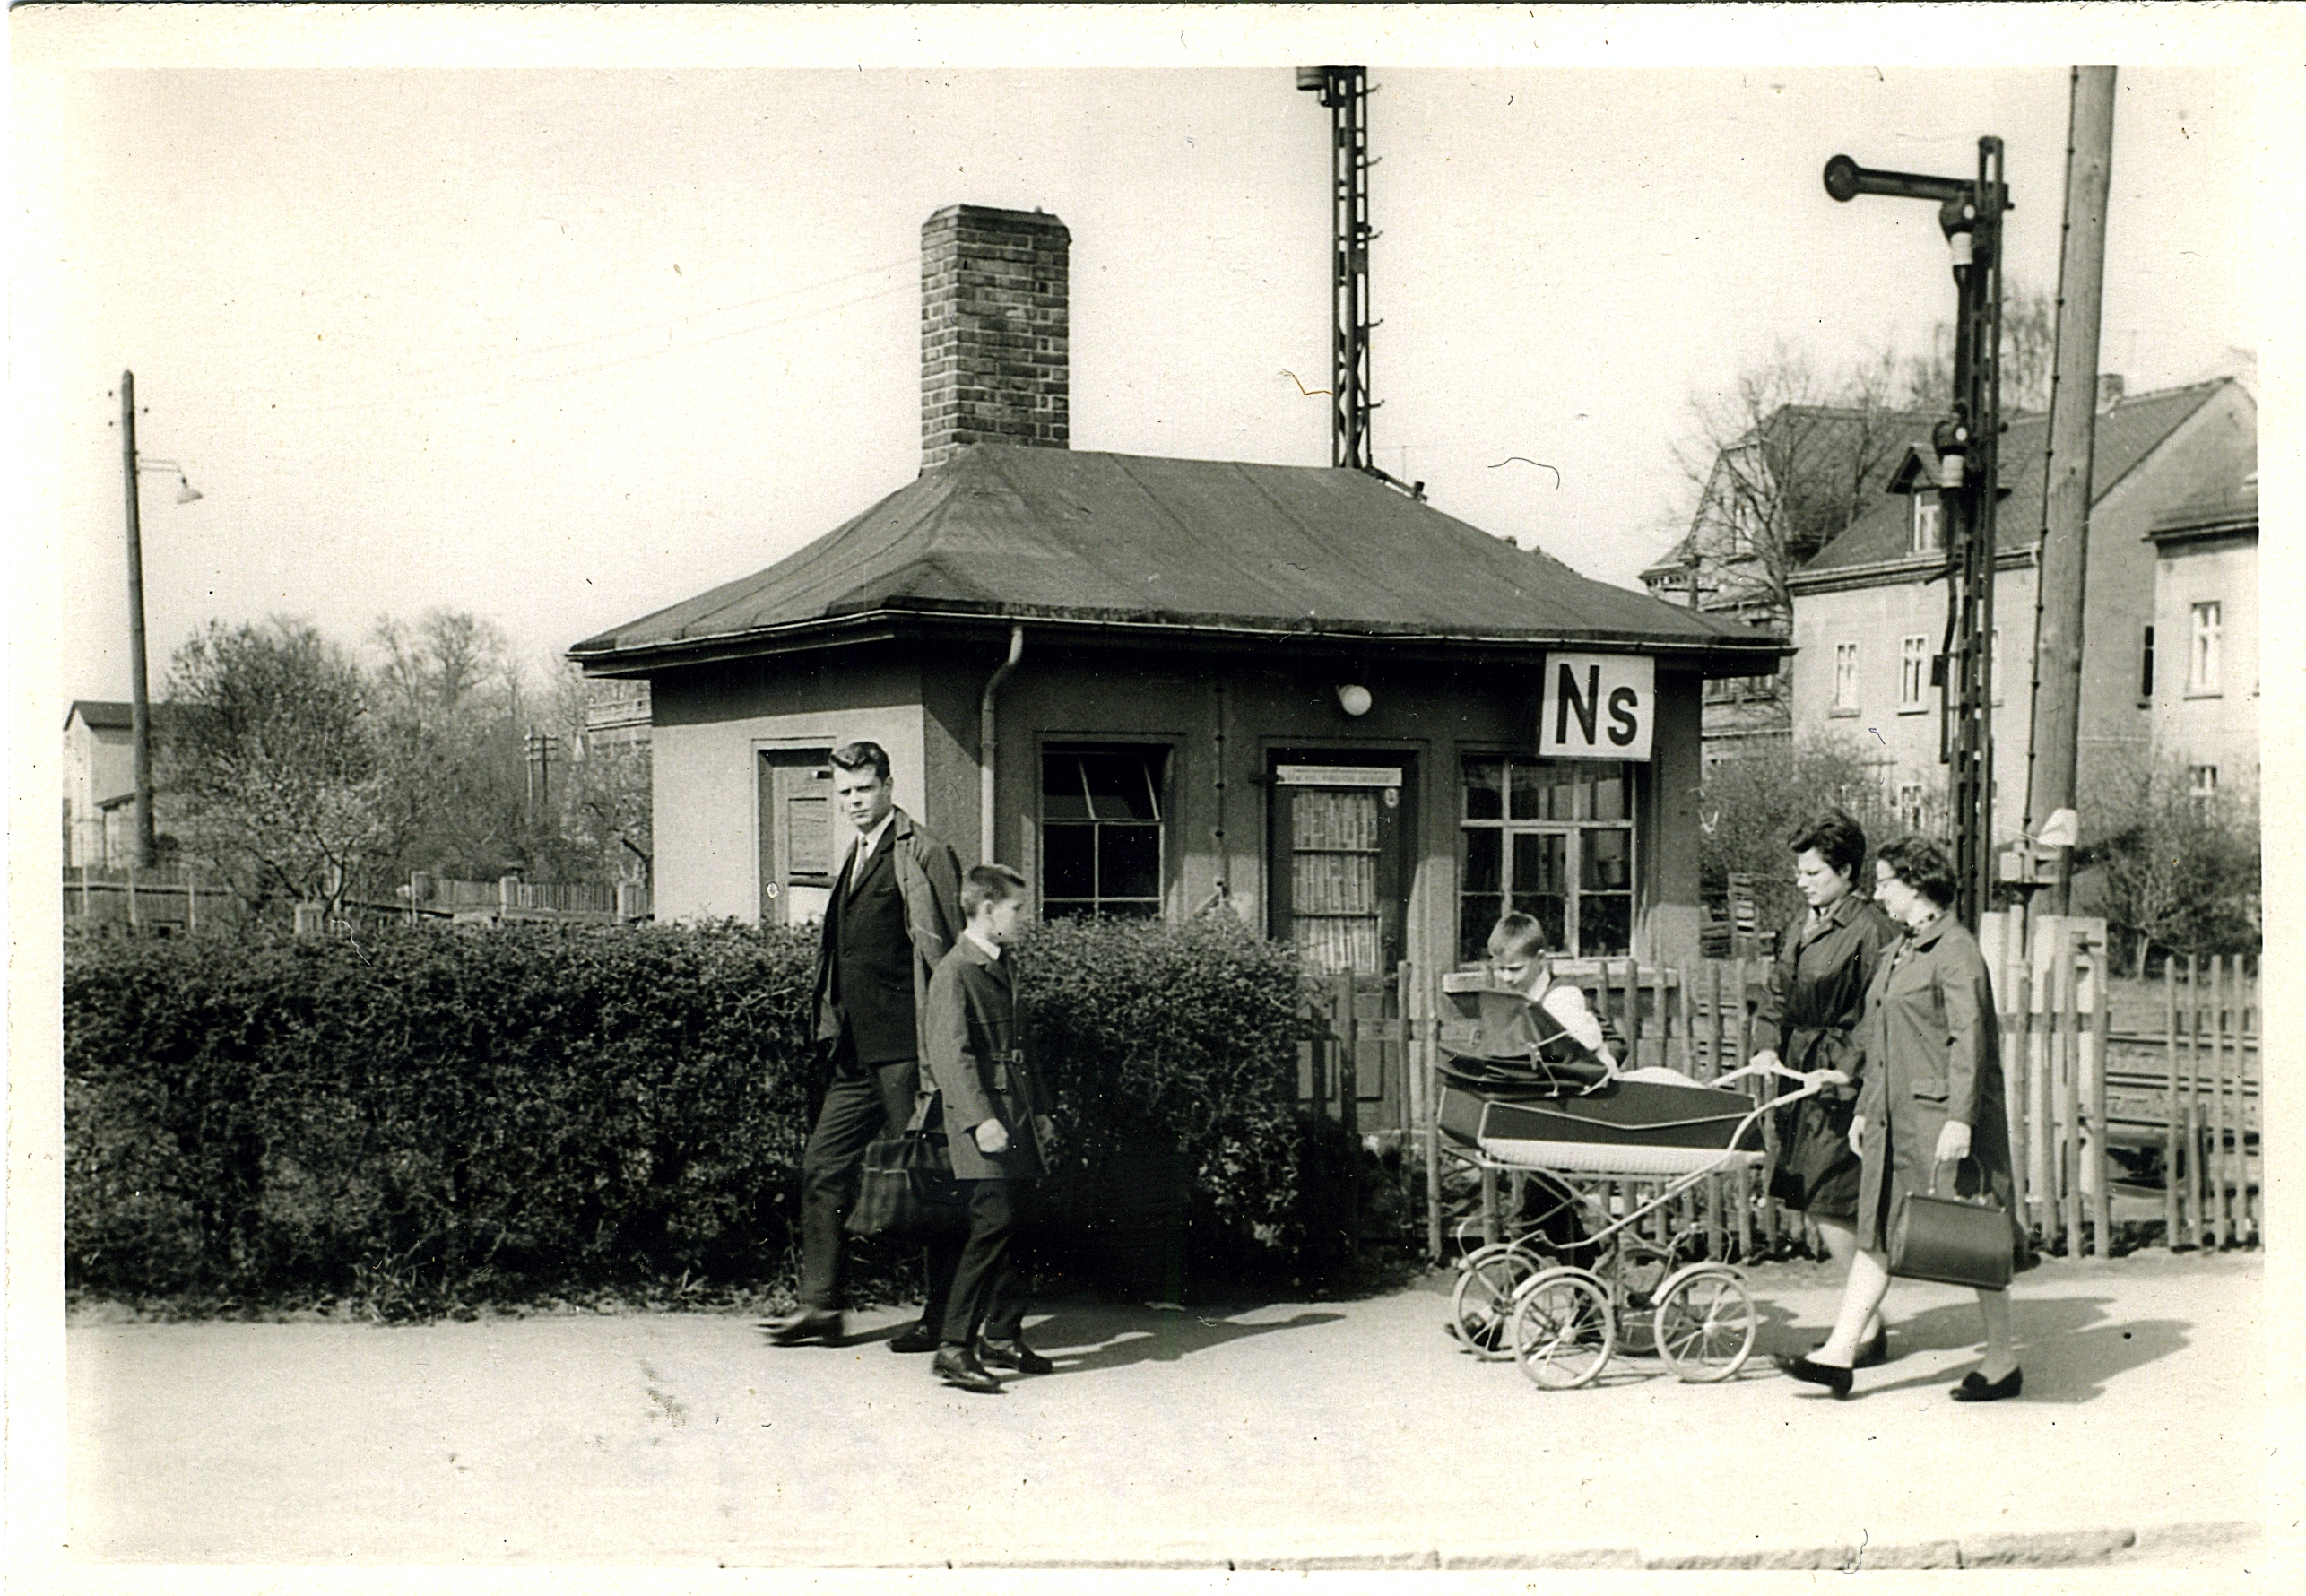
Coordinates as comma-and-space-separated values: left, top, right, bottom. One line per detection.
2189, 601, 2224, 696
1897, 635, 1929, 712
1038, 742, 1172, 920
1831, 641, 1861, 716
1457, 755, 1640, 965
1911, 491, 1944, 555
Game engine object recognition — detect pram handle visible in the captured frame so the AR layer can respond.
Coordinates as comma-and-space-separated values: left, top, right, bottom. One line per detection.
1710, 1060, 1848, 1107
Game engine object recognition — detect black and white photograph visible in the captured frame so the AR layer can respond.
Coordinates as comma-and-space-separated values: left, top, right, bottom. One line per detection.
10, 2, 2295, 1582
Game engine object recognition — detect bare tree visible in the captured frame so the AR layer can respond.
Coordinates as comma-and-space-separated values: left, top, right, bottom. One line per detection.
159, 618, 399, 915
1663, 343, 1932, 633
1897, 281, 2057, 414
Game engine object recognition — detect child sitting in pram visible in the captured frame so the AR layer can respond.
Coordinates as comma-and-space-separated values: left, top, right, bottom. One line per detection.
1478, 912, 1621, 1077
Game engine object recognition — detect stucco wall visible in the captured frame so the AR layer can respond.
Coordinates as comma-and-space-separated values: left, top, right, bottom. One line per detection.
2154, 534, 2258, 796
644, 635, 1709, 977
650, 654, 932, 922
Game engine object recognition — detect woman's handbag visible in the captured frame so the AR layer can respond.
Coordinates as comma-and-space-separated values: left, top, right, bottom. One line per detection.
845, 1093, 967, 1239
1887, 1157, 2015, 1290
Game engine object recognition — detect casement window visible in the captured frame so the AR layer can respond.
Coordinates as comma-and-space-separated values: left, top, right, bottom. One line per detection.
1460, 757, 1636, 963
2189, 602, 2224, 694
1832, 642, 1860, 714
1042, 745, 1167, 918
2189, 765, 2218, 806
1911, 492, 1945, 555
1897, 782, 1927, 833
1898, 636, 1929, 710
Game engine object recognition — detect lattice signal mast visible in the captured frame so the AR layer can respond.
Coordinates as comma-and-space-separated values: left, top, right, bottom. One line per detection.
1297, 66, 1401, 490
1825, 141, 2011, 926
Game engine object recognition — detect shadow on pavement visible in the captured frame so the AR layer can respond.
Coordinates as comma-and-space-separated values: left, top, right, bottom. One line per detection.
1016, 1298, 1347, 1374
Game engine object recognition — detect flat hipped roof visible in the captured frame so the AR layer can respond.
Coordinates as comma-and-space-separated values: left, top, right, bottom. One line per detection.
573, 446, 1784, 675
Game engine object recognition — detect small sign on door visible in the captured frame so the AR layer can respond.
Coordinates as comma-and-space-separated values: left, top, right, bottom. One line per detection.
1538, 654, 1653, 761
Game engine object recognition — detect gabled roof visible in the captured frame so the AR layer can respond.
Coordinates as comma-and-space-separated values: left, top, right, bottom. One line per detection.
573, 445, 1780, 669
1639, 403, 1943, 584
65, 699, 134, 732
1799, 379, 2234, 576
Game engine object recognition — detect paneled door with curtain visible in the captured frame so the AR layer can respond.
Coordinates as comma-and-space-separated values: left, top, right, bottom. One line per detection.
758, 749, 837, 926
1270, 759, 1411, 1123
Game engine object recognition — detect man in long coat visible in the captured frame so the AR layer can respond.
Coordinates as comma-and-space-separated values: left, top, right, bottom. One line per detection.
766, 741, 962, 1349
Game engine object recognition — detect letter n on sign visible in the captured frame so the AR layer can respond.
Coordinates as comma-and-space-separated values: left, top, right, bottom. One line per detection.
1538, 654, 1654, 761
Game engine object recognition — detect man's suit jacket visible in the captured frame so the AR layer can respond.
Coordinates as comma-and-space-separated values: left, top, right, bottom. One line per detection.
811, 807, 962, 1063
923, 935, 1047, 1182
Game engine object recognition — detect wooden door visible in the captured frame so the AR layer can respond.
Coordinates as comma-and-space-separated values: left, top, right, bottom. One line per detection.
758, 750, 837, 926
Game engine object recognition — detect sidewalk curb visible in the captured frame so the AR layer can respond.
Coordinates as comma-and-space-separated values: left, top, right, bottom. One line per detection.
956, 1519, 2263, 1571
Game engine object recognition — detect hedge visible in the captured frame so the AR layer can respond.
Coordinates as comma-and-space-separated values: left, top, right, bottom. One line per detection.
63, 913, 1336, 1313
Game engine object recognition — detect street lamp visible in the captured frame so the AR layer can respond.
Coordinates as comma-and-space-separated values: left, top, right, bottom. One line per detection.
118, 369, 204, 869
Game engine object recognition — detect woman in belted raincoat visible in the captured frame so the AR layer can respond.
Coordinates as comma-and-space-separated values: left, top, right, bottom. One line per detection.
1747, 811, 1901, 1364
1777, 835, 2030, 1402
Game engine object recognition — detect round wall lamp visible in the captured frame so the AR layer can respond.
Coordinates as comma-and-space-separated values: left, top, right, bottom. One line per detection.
1335, 683, 1373, 716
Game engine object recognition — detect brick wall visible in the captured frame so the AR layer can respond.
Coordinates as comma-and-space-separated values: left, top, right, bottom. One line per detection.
921, 204, 1069, 468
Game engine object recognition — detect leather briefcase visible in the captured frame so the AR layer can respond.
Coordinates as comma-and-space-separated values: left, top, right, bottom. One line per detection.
845, 1093, 966, 1239
1887, 1158, 2014, 1290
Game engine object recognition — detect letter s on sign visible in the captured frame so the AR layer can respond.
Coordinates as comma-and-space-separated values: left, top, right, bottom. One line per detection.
1607, 686, 1641, 747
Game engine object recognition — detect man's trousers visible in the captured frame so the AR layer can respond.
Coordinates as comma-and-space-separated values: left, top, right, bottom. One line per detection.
796, 1057, 955, 1323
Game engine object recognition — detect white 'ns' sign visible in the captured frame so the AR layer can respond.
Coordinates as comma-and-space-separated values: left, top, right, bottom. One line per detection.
1537, 653, 1653, 761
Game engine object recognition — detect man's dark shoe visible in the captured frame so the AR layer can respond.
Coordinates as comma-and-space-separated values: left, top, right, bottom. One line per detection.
1949, 1366, 2023, 1402
1773, 1353, 1853, 1398
932, 1345, 1003, 1393
764, 1308, 843, 1347
977, 1334, 1053, 1375
888, 1320, 941, 1355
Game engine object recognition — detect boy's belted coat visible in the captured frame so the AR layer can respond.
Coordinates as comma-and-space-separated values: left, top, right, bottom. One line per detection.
923, 935, 1050, 1181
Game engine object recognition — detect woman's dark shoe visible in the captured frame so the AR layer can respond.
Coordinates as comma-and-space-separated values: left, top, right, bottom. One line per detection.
1808, 1328, 1888, 1369
1774, 1354, 1854, 1398
1949, 1367, 2023, 1402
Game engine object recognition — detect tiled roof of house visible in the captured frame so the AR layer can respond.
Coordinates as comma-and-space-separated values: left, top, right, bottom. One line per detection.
1800, 379, 2233, 574
573, 445, 1781, 666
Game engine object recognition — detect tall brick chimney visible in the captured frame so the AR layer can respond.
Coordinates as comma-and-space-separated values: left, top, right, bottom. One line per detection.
921, 204, 1069, 469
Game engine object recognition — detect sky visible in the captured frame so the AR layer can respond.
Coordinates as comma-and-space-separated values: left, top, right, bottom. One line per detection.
12, 6, 2284, 712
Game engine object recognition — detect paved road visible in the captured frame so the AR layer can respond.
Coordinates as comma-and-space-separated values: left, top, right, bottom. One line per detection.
56, 1251, 2271, 1571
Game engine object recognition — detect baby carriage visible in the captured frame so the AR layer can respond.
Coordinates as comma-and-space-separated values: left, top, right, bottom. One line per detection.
1437, 1015, 1842, 1390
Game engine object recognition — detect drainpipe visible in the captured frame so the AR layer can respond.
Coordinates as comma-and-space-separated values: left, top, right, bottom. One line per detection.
979, 625, 1027, 863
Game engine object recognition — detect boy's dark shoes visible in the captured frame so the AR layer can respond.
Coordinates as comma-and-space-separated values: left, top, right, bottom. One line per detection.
764, 1308, 843, 1347
888, 1320, 941, 1354
977, 1334, 1053, 1374
933, 1345, 1003, 1392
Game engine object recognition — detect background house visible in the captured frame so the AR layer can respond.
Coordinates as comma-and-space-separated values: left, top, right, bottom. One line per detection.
1642, 402, 1939, 762
1786, 377, 2255, 853
2147, 464, 2258, 803
574, 204, 1783, 1125
63, 700, 171, 868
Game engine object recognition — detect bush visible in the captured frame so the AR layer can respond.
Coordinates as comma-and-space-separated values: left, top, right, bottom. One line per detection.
65, 920, 818, 1312
1015, 912, 1313, 1275
65, 911, 1333, 1313
1700, 734, 1903, 931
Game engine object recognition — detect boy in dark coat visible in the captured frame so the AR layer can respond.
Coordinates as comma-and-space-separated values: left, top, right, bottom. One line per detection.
921, 863, 1053, 1393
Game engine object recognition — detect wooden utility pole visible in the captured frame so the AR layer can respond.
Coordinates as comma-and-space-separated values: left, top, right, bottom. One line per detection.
2025, 67, 2118, 915
120, 369, 157, 869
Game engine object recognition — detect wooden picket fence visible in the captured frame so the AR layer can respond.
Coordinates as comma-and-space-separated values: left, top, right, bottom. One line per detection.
63, 864, 238, 933
1315, 939, 2263, 1265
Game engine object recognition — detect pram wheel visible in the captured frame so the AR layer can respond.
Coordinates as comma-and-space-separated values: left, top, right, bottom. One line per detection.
1509, 1268, 1615, 1390
1651, 1266, 1757, 1383
1450, 1243, 1548, 1360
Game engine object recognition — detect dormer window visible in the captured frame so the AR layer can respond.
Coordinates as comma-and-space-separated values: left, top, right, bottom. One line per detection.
1911, 490, 1945, 554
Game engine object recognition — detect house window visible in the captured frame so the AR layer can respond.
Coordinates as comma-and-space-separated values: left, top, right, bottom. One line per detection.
1911, 492, 1944, 555
2189, 765, 2219, 810
1459, 757, 1636, 963
2189, 602, 2223, 694
1898, 636, 1929, 710
1897, 782, 1927, 833
1042, 746, 1166, 918
2140, 624, 2155, 701
1833, 643, 1860, 714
